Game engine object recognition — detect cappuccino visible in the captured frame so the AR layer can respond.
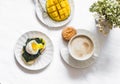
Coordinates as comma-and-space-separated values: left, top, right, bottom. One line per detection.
69, 35, 94, 59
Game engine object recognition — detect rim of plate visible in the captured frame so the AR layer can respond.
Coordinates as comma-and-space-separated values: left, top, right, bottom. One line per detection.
14, 31, 54, 70
60, 49, 97, 68
35, 0, 74, 28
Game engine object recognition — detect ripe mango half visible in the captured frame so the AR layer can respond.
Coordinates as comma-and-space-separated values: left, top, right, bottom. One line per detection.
46, 0, 71, 21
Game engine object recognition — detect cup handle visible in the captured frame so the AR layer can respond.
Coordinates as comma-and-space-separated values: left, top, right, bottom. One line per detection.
93, 53, 98, 57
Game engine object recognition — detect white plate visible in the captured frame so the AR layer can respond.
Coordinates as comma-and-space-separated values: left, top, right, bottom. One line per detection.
14, 31, 54, 70
60, 29, 100, 68
35, 0, 74, 28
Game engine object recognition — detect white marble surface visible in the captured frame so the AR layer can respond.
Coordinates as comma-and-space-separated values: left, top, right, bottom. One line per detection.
0, 0, 120, 84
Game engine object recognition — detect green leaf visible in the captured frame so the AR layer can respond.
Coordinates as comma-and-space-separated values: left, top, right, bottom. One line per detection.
90, 0, 120, 28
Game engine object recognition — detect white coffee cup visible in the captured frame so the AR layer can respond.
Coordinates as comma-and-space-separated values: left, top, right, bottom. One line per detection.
68, 34, 96, 61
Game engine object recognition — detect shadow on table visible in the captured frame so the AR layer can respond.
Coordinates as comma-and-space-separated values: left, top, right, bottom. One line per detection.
60, 53, 112, 79
60, 55, 95, 79
14, 55, 49, 74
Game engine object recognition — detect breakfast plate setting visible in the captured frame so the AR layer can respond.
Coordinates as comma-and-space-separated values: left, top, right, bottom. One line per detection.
35, 0, 74, 28
14, 31, 54, 70
14, 0, 101, 70
60, 28, 100, 68
0, 0, 120, 83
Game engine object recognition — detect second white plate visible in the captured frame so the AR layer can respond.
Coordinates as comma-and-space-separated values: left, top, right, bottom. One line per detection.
14, 31, 54, 70
35, 0, 74, 28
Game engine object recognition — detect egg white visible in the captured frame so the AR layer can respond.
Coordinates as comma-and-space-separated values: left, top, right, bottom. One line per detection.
25, 40, 39, 55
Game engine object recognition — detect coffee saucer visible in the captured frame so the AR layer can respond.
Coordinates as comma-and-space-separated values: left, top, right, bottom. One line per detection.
60, 29, 100, 68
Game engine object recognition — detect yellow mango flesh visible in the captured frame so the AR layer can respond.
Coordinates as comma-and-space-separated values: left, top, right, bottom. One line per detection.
46, 0, 71, 21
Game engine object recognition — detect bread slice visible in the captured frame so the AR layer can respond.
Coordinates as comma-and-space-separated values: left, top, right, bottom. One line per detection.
22, 56, 35, 65
22, 47, 46, 65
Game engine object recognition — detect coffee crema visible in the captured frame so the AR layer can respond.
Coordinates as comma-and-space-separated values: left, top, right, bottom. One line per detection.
70, 35, 94, 58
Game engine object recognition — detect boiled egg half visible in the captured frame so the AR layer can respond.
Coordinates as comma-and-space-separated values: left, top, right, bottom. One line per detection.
25, 40, 45, 55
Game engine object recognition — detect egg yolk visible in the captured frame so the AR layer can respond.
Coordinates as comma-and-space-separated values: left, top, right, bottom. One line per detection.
32, 42, 38, 51
32, 42, 44, 51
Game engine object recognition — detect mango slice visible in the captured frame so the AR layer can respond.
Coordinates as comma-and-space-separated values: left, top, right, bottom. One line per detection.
46, 0, 71, 21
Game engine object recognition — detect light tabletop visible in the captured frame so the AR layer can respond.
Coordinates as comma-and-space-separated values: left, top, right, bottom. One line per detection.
0, 0, 120, 84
